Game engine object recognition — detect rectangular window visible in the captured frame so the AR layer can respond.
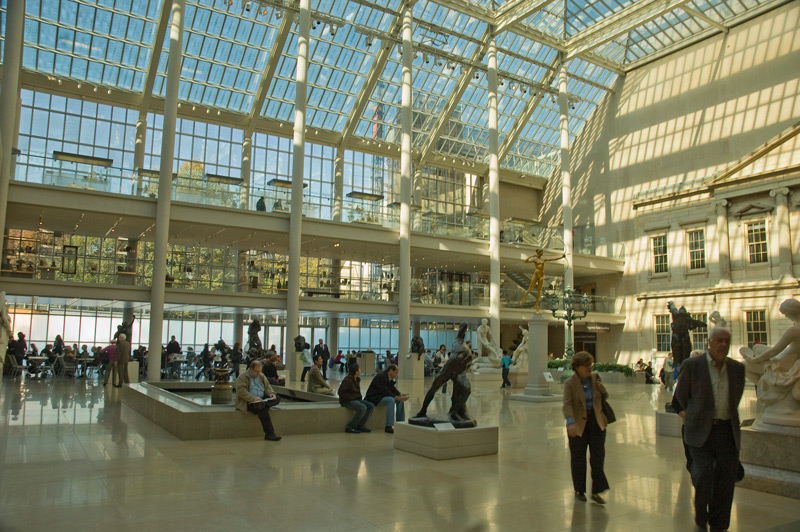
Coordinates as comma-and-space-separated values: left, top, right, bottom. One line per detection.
747, 221, 768, 264
655, 314, 671, 351
745, 310, 768, 347
652, 235, 668, 274
687, 229, 706, 270
690, 313, 708, 351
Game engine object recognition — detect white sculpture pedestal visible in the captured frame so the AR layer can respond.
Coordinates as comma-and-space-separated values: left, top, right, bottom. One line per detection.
655, 410, 682, 437
739, 423, 800, 499
509, 370, 529, 388
394, 422, 498, 460
288, 351, 301, 381
511, 315, 560, 403
400, 352, 425, 380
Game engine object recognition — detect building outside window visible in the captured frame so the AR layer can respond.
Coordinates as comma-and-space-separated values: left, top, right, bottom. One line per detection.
652, 235, 668, 274
655, 314, 671, 351
747, 220, 768, 264
745, 310, 768, 347
690, 312, 708, 351
687, 229, 706, 270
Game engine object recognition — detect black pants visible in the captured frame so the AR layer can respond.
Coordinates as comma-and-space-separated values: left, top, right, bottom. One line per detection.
688, 421, 738, 530
247, 396, 281, 436
501, 368, 511, 387
321, 358, 328, 379
568, 410, 609, 495
300, 366, 310, 382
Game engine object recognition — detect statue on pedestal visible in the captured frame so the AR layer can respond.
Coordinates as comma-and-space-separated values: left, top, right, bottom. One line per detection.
411, 336, 425, 361
668, 301, 707, 367
740, 299, 800, 428
247, 318, 263, 358
412, 322, 477, 427
293, 335, 310, 352
472, 318, 502, 371
511, 326, 529, 372
520, 249, 566, 309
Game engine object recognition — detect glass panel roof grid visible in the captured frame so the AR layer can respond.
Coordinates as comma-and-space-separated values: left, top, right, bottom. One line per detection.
517, 1, 566, 40
496, 31, 559, 69
18, 0, 159, 93
565, 0, 636, 37
414, 0, 487, 42
625, 10, 706, 62
688, 0, 772, 23
151, 1, 279, 114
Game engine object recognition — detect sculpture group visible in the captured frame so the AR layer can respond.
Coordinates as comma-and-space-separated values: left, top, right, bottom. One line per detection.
740, 299, 800, 428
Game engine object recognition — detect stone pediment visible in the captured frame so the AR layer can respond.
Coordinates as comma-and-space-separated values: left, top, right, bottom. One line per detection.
735, 204, 774, 218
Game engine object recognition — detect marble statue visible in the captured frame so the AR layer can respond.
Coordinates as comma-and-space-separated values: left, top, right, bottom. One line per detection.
520, 249, 566, 309
412, 322, 477, 427
472, 318, 502, 371
740, 299, 800, 427
709, 310, 728, 330
668, 301, 707, 367
511, 326, 529, 371
0, 292, 11, 367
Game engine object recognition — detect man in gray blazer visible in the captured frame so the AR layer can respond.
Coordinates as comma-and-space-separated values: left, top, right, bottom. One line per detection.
672, 328, 744, 532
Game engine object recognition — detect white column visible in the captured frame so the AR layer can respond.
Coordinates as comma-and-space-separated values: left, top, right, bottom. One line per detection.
487, 35, 501, 345
240, 136, 252, 209
286, 0, 310, 371
770, 187, 793, 279
715, 200, 731, 284
397, 4, 415, 379
134, 117, 147, 196
147, 0, 184, 382
333, 151, 344, 222
557, 55, 574, 356
0, 0, 25, 256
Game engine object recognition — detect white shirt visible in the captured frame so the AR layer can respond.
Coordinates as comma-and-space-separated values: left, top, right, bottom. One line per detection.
705, 352, 730, 420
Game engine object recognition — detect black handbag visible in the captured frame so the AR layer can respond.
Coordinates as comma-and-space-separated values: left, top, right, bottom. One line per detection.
601, 396, 617, 424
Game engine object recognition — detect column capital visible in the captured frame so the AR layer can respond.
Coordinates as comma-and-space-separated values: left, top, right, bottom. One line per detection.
769, 187, 790, 199
715, 199, 728, 210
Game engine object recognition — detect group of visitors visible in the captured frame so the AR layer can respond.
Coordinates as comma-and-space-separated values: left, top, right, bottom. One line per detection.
564, 328, 743, 532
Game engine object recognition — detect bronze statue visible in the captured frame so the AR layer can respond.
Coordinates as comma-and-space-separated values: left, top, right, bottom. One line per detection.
668, 301, 707, 367
413, 322, 476, 426
293, 335, 310, 352
411, 336, 425, 361
520, 249, 566, 309
248, 319, 263, 353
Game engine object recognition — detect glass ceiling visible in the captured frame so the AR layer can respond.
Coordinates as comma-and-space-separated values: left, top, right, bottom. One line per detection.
3, 0, 783, 178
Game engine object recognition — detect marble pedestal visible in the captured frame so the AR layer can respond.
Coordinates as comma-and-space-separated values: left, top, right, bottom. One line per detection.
509, 370, 528, 388
509, 315, 559, 403
655, 410, 682, 437
739, 423, 800, 499
394, 422, 498, 460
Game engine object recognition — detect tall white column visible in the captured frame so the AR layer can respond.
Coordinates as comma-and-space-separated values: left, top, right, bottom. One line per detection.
240, 136, 252, 209
557, 56, 574, 356
770, 188, 793, 280
286, 0, 310, 375
510, 315, 559, 402
0, 0, 25, 257
397, 4, 415, 378
715, 200, 731, 284
147, 0, 184, 382
134, 118, 147, 196
333, 151, 344, 222
487, 35, 501, 345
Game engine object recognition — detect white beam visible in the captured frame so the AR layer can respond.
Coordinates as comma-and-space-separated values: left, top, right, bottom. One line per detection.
418, 27, 493, 167
140, 0, 171, 115
681, 6, 727, 32
246, 14, 294, 135
339, 16, 402, 150
567, 0, 690, 60
495, 0, 557, 34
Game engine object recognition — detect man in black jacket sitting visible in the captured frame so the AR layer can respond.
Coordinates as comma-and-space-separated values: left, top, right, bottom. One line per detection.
364, 364, 408, 434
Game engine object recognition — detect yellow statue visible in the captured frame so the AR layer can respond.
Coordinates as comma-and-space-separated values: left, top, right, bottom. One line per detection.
520, 249, 566, 309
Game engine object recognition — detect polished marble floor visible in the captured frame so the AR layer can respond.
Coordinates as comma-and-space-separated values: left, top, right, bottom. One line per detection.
1, 372, 799, 532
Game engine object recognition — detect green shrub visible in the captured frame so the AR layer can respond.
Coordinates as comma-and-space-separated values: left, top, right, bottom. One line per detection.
547, 359, 571, 369
593, 362, 634, 376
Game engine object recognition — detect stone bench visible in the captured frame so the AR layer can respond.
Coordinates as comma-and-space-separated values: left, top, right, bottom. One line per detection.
122, 383, 386, 440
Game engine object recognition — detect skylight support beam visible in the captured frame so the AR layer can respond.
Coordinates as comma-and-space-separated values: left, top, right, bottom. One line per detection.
566, 0, 691, 60
246, 12, 294, 135
681, 6, 728, 32
339, 15, 403, 150
418, 26, 494, 167
498, 56, 559, 163
140, 0, 172, 115
495, 0, 557, 34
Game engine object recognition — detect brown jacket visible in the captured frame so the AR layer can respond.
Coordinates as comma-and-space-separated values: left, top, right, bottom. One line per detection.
235, 371, 275, 412
562, 372, 609, 437
307, 365, 333, 395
